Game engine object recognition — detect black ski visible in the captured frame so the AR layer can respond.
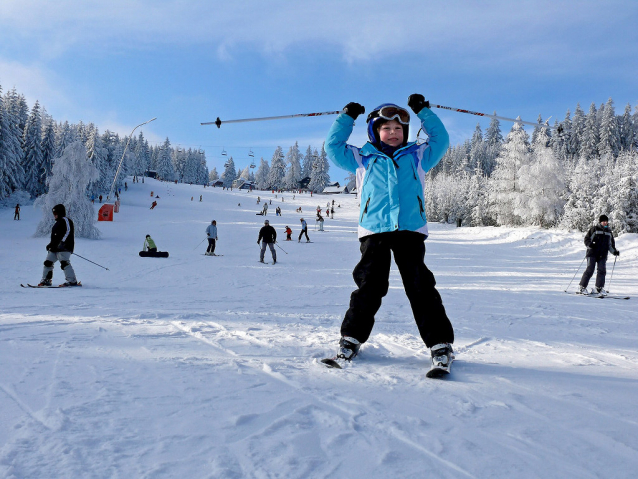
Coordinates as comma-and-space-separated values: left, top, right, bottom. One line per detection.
202, 254, 223, 256
22, 282, 82, 289
320, 358, 342, 369
566, 291, 629, 300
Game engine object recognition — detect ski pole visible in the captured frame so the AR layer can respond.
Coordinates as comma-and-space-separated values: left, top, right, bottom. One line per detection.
202, 111, 341, 128
72, 253, 110, 271
274, 242, 288, 255
607, 255, 618, 292
194, 238, 206, 250
428, 102, 568, 133
564, 255, 586, 292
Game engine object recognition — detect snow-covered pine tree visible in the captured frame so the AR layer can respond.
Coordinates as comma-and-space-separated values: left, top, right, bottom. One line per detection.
172, 147, 187, 182
308, 144, 330, 193
284, 142, 302, 190
581, 103, 600, 160
35, 141, 100, 239
55, 121, 74, 158
598, 97, 620, 160
469, 124, 487, 172
2, 87, 26, 193
484, 114, 503, 175
132, 132, 150, 177
517, 128, 566, 226
302, 145, 314, 180
488, 121, 531, 226
619, 103, 634, 152
561, 156, 600, 231
221, 156, 236, 188
255, 158, 269, 190
155, 138, 175, 181
571, 103, 585, 159
86, 128, 108, 197
209, 167, 219, 182
40, 119, 56, 193
267, 147, 286, 190
22, 101, 45, 197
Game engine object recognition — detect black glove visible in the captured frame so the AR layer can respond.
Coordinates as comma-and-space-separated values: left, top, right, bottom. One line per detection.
407, 94, 430, 114
613, 250, 620, 256
343, 102, 365, 120
57, 242, 66, 251
46, 243, 52, 252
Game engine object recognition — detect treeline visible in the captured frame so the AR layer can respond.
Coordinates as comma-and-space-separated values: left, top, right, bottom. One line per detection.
425, 98, 638, 233
0, 84, 209, 201
211, 142, 331, 192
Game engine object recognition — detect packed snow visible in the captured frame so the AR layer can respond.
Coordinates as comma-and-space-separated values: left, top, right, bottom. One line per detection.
1, 178, 637, 478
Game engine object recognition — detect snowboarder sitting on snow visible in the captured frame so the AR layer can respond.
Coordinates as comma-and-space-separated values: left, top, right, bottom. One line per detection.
324, 95, 454, 374
578, 214, 620, 295
205, 220, 218, 256
257, 219, 277, 264
39, 204, 79, 287
144, 235, 158, 253
285, 226, 293, 241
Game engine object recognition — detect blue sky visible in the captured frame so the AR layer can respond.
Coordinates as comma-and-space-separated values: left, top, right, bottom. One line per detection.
1, 1, 637, 183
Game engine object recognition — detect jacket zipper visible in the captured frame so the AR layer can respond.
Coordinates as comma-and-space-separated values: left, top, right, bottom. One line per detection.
417, 196, 425, 220
360, 197, 371, 222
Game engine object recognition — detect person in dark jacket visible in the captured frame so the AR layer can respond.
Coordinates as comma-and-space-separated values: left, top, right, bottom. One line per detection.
257, 219, 277, 264
578, 214, 620, 294
14, 204, 20, 220
39, 204, 79, 287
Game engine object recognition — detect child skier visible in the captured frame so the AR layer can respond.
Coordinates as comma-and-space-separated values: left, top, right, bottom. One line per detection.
205, 220, 218, 255
324, 95, 455, 376
285, 226, 292, 241
39, 204, 79, 287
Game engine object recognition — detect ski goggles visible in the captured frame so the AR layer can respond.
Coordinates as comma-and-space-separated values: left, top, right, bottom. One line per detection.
366, 105, 410, 125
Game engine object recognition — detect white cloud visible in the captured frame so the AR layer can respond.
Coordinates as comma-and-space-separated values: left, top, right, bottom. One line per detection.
0, 59, 69, 108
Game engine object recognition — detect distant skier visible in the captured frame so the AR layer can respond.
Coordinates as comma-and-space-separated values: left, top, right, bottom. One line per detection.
317, 213, 324, 231
323, 96, 454, 376
578, 215, 620, 295
298, 218, 310, 242
285, 226, 292, 241
144, 235, 158, 253
39, 204, 79, 287
14, 203, 20, 220
199, 195, 203, 202
150, 200, 158, 210
257, 219, 277, 264
205, 220, 218, 256
262, 202, 268, 216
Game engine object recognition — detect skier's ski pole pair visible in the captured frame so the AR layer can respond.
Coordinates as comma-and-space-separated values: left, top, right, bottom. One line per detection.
203, 102, 565, 133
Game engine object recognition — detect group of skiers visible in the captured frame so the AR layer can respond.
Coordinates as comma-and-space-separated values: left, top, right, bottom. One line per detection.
31, 95, 625, 378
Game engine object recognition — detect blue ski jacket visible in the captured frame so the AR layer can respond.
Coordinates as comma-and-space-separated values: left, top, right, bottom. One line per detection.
325, 108, 449, 239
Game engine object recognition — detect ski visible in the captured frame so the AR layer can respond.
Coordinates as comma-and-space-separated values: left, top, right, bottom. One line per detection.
320, 358, 342, 369
22, 282, 82, 289
566, 291, 629, 300
202, 254, 223, 256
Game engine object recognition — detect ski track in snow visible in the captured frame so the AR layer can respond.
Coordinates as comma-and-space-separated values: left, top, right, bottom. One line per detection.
1, 179, 638, 478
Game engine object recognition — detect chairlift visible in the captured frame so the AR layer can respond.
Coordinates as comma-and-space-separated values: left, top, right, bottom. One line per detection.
248, 148, 254, 158
221, 148, 227, 156
250, 161, 256, 169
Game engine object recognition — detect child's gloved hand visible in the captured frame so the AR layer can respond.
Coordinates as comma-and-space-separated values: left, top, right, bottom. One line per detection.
343, 102, 365, 120
407, 94, 430, 114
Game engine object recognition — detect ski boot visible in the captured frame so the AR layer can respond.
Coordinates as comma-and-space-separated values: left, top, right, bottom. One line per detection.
594, 287, 607, 297
321, 336, 361, 369
38, 279, 52, 287
577, 285, 589, 295
59, 281, 80, 287
426, 343, 454, 378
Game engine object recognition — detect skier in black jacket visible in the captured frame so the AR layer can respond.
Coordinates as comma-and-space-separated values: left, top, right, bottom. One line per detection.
39, 204, 79, 286
257, 219, 277, 264
578, 214, 620, 294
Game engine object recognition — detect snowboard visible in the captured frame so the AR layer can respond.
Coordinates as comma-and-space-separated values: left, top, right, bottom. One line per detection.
139, 251, 169, 258
22, 281, 82, 289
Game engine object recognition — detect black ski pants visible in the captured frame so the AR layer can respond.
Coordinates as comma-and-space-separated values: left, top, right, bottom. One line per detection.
207, 238, 216, 254
341, 231, 454, 348
580, 256, 607, 289
298, 229, 309, 242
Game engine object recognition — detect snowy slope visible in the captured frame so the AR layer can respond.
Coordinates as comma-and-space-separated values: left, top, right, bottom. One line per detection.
1, 178, 637, 478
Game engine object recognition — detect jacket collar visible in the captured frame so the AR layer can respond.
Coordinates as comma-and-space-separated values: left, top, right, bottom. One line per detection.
360, 141, 419, 159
